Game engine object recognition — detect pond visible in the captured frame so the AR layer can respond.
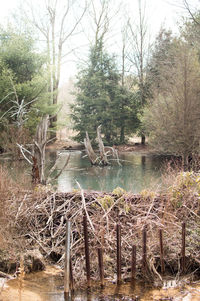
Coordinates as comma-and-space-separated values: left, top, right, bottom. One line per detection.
51, 150, 170, 193
0, 150, 169, 193
1, 267, 200, 301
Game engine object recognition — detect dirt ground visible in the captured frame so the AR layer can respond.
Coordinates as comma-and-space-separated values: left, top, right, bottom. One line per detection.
47, 136, 152, 153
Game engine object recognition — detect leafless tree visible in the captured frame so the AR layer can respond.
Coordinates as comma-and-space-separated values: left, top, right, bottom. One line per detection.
126, 0, 151, 145
143, 42, 200, 169
19, 0, 87, 134
183, 0, 200, 25
17, 116, 70, 184
82, 0, 121, 49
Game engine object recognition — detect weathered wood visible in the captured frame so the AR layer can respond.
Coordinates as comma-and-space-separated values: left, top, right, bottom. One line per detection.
181, 222, 186, 274
83, 214, 91, 287
84, 126, 121, 166
84, 132, 98, 165
159, 229, 165, 275
97, 247, 104, 287
32, 156, 40, 184
0, 271, 14, 279
116, 224, 122, 284
97, 125, 109, 165
131, 245, 136, 280
18, 115, 69, 185
64, 221, 71, 296
142, 226, 147, 271
34, 116, 50, 184
70, 257, 74, 291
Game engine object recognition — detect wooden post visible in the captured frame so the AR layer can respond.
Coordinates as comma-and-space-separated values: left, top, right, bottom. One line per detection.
142, 226, 147, 271
116, 224, 122, 284
181, 222, 186, 274
64, 220, 71, 299
159, 229, 165, 275
83, 214, 91, 288
131, 245, 136, 280
97, 248, 104, 287
70, 257, 74, 292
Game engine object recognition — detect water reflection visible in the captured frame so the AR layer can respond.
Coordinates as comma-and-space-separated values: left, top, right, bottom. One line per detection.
56, 151, 165, 193
0, 150, 168, 193
2, 267, 200, 301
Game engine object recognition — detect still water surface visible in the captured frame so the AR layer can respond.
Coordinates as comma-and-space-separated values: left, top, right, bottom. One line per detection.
1, 150, 168, 192
54, 150, 167, 193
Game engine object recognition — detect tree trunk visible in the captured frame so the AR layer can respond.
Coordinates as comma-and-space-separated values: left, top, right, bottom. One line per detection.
97, 125, 109, 165
84, 132, 98, 165
182, 153, 189, 171
120, 125, 125, 144
141, 134, 145, 145
105, 133, 111, 145
34, 116, 50, 184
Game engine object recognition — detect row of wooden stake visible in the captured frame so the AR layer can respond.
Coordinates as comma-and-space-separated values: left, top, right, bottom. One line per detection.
64, 216, 187, 297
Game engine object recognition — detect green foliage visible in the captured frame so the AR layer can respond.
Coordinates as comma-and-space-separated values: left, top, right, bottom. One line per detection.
97, 195, 115, 210
147, 28, 174, 92
140, 189, 156, 200
0, 29, 44, 83
0, 27, 57, 148
97, 188, 130, 213
112, 187, 126, 197
71, 40, 140, 144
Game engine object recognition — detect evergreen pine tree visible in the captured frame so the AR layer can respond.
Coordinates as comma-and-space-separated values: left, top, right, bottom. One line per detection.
71, 40, 140, 144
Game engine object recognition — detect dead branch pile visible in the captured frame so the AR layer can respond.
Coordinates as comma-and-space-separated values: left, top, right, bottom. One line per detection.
6, 189, 200, 286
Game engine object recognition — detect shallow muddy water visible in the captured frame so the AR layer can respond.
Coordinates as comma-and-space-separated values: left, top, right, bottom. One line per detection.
1, 267, 200, 301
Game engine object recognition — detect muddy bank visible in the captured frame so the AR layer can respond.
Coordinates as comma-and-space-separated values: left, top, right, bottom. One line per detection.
0, 266, 200, 301
0, 249, 45, 279
46, 139, 153, 154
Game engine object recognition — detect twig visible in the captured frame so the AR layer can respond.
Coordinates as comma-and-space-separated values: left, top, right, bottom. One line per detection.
76, 181, 95, 233
16, 143, 33, 165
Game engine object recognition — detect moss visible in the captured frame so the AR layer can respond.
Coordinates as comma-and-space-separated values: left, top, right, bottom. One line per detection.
140, 189, 156, 199
97, 195, 115, 210
112, 187, 126, 197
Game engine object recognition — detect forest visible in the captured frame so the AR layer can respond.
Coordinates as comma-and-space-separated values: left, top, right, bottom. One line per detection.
0, 0, 199, 168
0, 1, 200, 300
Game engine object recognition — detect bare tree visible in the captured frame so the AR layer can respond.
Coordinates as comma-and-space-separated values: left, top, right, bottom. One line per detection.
20, 0, 87, 135
82, 0, 121, 49
17, 116, 70, 184
143, 42, 200, 169
183, 0, 200, 25
127, 0, 151, 145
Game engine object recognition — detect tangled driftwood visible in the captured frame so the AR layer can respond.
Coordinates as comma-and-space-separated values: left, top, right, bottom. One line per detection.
84, 125, 120, 166
6, 189, 200, 287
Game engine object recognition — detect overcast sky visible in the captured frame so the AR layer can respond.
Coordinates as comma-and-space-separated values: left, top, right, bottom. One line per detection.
0, 0, 193, 26
0, 0, 199, 82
